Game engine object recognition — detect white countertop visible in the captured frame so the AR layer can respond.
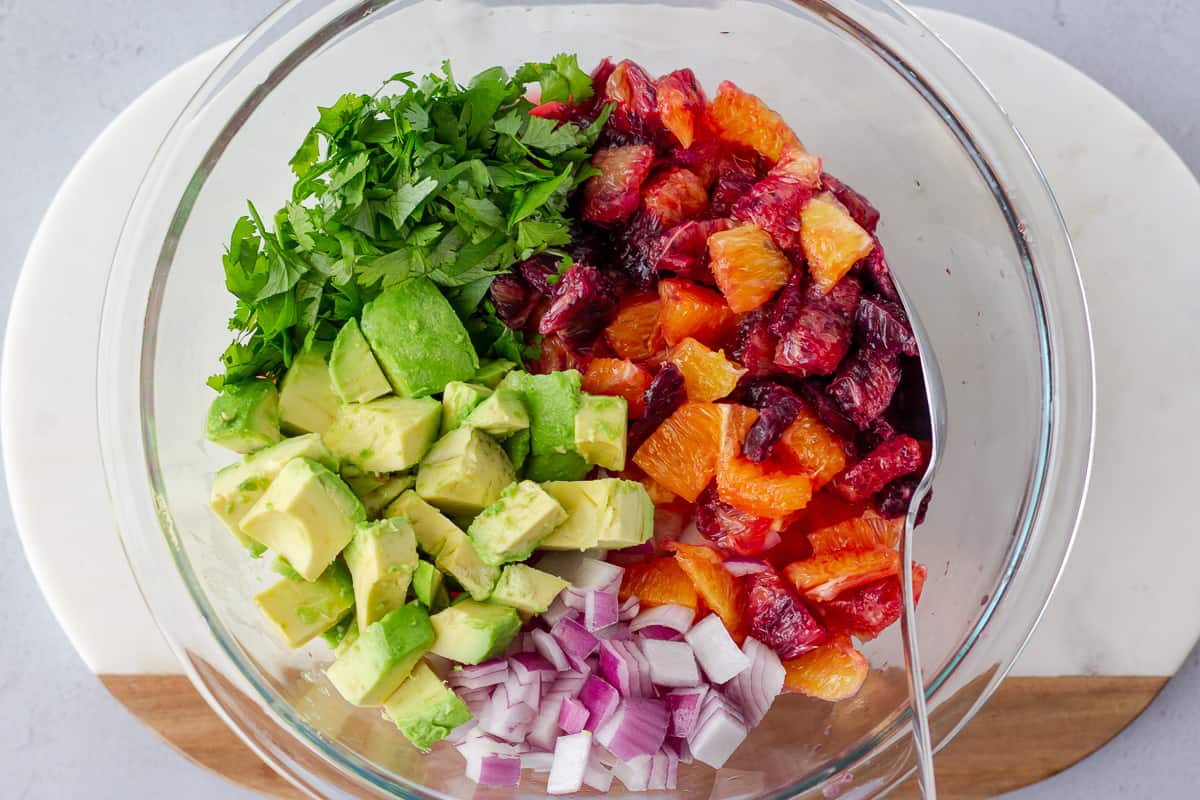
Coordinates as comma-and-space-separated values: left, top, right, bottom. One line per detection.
1, 1, 1198, 797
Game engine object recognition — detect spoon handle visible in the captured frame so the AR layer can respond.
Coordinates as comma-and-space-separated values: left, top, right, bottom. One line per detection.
901, 519, 937, 798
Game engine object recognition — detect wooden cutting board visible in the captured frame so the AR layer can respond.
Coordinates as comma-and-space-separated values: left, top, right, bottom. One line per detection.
7, 8, 1199, 798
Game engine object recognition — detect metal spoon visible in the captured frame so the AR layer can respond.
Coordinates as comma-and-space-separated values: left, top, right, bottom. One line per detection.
890, 278, 947, 799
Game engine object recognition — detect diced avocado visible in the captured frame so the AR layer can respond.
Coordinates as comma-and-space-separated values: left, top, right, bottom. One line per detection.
324, 396, 441, 473
428, 600, 520, 665
574, 393, 628, 471
539, 479, 653, 551
210, 434, 335, 553
255, 560, 354, 648
441, 381, 493, 434
490, 563, 568, 614
415, 426, 515, 515
321, 615, 357, 651
360, 279, 479, 398
473, 358, 517, 389
205, 379, 281, 454
503, 429, 531, 473
383, 661, 472, 751
344, 518, 419, 631
326, 601, 435, 706
361, 475, 415, 519
463, 388, 530, 438
332, 618, 360, 656
386, 491, 498, 600
240, 458, 365, 581
499, 369, 584, 457
412, 560, 448, 610
330, 318, 392, 404
525, 451, 590, 482
468, 481, 568, 566
279, 339, 340, 435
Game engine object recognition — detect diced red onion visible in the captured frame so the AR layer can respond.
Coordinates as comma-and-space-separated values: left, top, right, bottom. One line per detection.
551, 672, 589, 698
648, 751, 673, 791
618, 596, 641, 621
447, 658, 507, 690
547, 731, 592, 795
664, 747, 680, 790
629, 604, 694, 637
561, 587, 587, 611
551, 616, 599, 660
722, 557, 771, 577
579, 675, 620, 731
612, 754, 653, 791
557, 695, 590, 735
665, 735, 694, 765
654, 508, 687, 544
584, 590, 620, 631
573, 557, 625, 592
510, 652, 556, 683
595, 697, 669, 760
565, 653, 595, 676
458, 687, 492, 716
678, 519, 708, 546
479, 684, 536, 743
641, 639, 702, 688
583, 753, 614, 792
470, 753, 521, 787
526, 694, 566, 752
446, 719, 479, 744
520, 751, 554, 772
503, 669, 540, 709
531, 629, 570, 671
687, 692, 748, 769
596, 622, 633, 640
541, 594, 573, 626
725, 636, 786, 727
599, 639, 653, 697
685, 614, 751, 684
636, 625, 683, 641
665, 687, 707, 738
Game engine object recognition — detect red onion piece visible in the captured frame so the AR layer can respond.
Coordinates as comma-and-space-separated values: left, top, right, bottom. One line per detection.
547, 731, 593, 795
551, 672, 589, 698
595, 697, 669, 760
584, 590, 620, 631
510, 652, 556, 683
684, 614, 751, 684
503, 669, 541, 710
642, 638, 701, 688
618, 596, 641, 621
520, 751, 554, 772
583, 753, 614, 792
531, 629, 570, 671
664, 687, 707, 737
687, 692, 748, 769
678, 519, 708, 546
447, 658, 507, 690
722, 557, 771, 577
636, 625, 683, 641
613, 754, 653, 791
551, 616, 600, 660
558, 695, 590, 735
596, 622, 633, 640
629, 603, 694, 636
541, 594, 574, 626
527, 693, 567, 752
579, 675, 620, 731
561, 587, 587, 611
725, 636, 786, 727
573, 557, 625, 592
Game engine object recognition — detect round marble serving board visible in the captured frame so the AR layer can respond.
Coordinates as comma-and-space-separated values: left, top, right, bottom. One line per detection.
4, 8, 1198, 799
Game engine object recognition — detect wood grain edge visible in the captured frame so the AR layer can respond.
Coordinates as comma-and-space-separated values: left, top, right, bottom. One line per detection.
101, 674, 1168, 799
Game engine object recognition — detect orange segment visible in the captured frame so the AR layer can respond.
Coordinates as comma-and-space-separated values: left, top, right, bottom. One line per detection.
782, 635, 869, 700
667, 338, 747, 402
707, 223, 793, 313
807, 513, 903, 555
672, 543, 746, 642
656, 69, 707, 149
583, 357, 653, 418
768, 145, 822, 189
717, 455, 813, 519
604, 293, 665, 363
641, 167, 709, 228
620, 556, 700, 614
658, 278, 737, 349
800, 193, 875, 295
784, 548, 901, 603
707, 80, 802, 163
632, 402, 723, 502
776, 404, 849, 488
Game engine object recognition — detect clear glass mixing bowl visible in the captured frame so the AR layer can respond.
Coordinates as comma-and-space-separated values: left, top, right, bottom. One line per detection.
96, 1, 1094, 797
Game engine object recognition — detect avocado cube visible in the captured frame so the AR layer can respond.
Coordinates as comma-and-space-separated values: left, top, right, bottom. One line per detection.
331, 618, 360, 656
386, 491, 498, 600
412, 560, 448, 611
324, 396, 441, 473
524, 451, 590, 482
240, 458, 365, 581
490, 564, 568, 614
441, 381, 493, 434
255, 560, 354, 648
473, 358, 517, 389
321, 615, 357, 651
205, 378, 281, 454
596, 479, 654, 549
463, 388, 530, 439
503, 429, 531, 473
429, 600, 520, 665
344, 518, 419, 631
416, 426, 515, 515
326, 601, 434, 706
383, 662, 472, 750
279, 340, 340, 435
210, 434, 335, 553
539, 479, 653, 551
330, 318, 392, 404
358, 475, 416, 520
386, 491, 459, 558
435, 535, 499, 601
499, 369, 584, 457
574, 393, 628, 471
468, 480, 568, 566
360, 278, 479, 398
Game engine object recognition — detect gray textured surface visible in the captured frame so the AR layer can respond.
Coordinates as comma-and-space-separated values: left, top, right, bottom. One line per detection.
0, 1, 1197, 797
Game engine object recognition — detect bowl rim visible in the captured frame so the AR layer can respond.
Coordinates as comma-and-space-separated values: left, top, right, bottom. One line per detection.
96, 1, 1095, 797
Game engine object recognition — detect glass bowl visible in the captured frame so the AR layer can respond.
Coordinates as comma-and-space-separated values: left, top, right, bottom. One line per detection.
97, 1, 1094, 797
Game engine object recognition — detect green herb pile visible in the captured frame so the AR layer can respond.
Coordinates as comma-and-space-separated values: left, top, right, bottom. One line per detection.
212, 55, 610, 390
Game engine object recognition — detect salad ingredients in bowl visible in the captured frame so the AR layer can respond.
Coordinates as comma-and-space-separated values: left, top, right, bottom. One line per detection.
205, 54, 932, 793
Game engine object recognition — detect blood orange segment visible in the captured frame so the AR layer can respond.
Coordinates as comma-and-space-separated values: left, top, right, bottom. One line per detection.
783, 548, 901, 603
583, 145, 656, 225
800, 192, 875, 295
781, 635, 869, 700
658, 278, 737, 348
716, 454, 813, 519
775, 404, 849, 488
807, 513, 903, 555
706, 80, 802, 163
632, 402, 724, 502
641, 167, 710, 228
816, 564, 928, 641
582, 358, 653, 418
620, 556, 702, 614
668, 338, 747, 402
768, 145, 822, 188
671, 543, 746, 641
707, 223, 794, 313
604, 293, 665, 362
656, 68, 707, 149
